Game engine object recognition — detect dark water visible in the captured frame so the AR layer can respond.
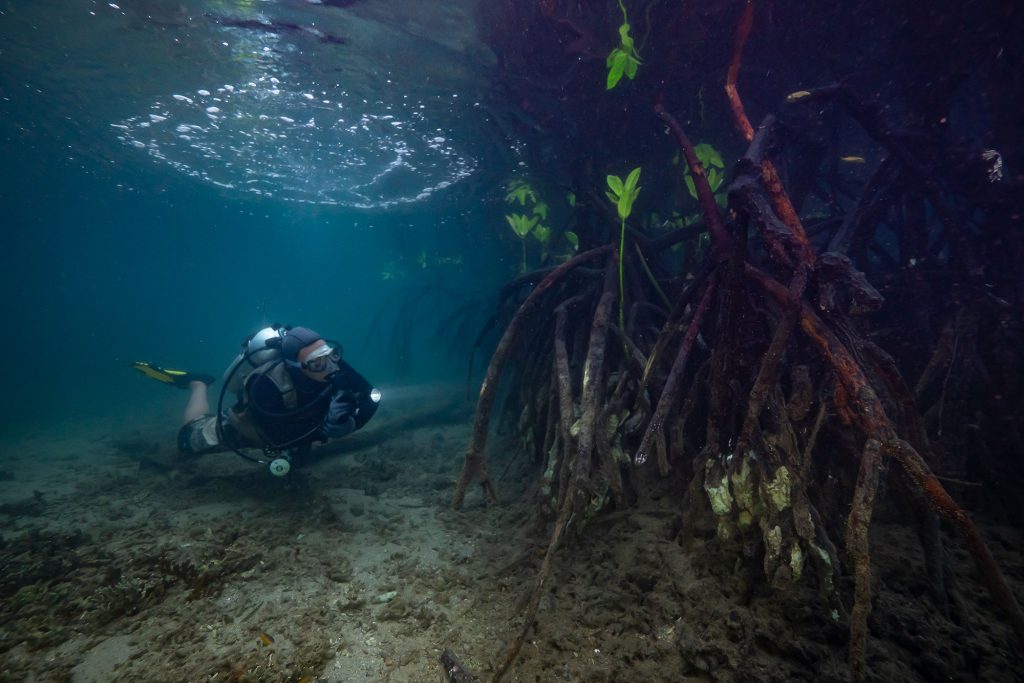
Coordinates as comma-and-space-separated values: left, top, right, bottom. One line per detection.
0, 0, 510, 436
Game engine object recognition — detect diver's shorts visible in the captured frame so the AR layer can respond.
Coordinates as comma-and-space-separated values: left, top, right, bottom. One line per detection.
178, 414, 233, 455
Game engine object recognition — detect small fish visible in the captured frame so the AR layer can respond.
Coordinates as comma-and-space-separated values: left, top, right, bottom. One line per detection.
258, 631, 274, 647
785, 90, 811, 103
840, 155, 866, 164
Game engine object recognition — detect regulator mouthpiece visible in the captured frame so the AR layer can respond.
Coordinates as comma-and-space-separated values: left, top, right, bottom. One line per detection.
268, 457, 291, 477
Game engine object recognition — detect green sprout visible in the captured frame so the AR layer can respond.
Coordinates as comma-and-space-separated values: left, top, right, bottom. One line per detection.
682, 143, 727, 209
606, 0, 641, 90
505, 179, 537, 206
564, 231, 579, 251
606, 166, 642, 330
532, 224, 552, 245
506, 213, 539, 273
504, 178, 577, 270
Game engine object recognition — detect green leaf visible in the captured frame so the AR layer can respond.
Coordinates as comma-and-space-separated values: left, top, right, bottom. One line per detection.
607, 167, 641, 220
505, 180, 536, 206
694, 143, 724, 169
532, 202, 549, 220
684, 174, 697, 199
506, 213, 537, 239
624, 56, 639, 80
624, 167, 642, 193
606, 14, 640, 92
707, 168, 722, 193
619, 196, 635, 220
532, 224, 551, 243
564, 231, 579, 250
567, 192, 576, 207
606, 51, 627, 90
620, 192, 640, 220
606, 174, 624, 196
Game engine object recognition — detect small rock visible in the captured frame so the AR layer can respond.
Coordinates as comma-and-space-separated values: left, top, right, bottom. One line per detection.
327, 565, 353, 583
374, 590, 398, 604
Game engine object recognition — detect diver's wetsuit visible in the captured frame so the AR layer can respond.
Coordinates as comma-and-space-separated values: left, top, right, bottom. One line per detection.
178, 359, 377, 457
247, 359, 378, 447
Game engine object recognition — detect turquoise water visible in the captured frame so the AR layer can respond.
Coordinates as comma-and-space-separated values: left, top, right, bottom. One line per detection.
0, 0, 510, 436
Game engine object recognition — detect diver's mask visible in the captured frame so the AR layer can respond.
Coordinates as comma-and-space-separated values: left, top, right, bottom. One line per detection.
300, 342, 341, 374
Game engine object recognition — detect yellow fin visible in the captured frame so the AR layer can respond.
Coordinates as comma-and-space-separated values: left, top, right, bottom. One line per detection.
131, 362, 173, 383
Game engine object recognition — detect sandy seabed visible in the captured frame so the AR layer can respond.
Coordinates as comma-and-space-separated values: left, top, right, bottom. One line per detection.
1, 387, 1022, 682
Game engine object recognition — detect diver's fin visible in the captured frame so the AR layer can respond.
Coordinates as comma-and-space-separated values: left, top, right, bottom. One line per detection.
131, 361, 216, 389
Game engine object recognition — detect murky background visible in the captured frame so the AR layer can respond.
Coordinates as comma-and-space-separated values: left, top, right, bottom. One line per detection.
0, 0, 511, 435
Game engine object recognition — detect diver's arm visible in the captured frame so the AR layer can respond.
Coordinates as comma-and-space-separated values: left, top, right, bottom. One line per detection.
321, 397, 357, 438
326, 360, 378, 431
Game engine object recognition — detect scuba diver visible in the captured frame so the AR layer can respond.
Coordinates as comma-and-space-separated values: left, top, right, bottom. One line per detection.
132, 325, 380, 476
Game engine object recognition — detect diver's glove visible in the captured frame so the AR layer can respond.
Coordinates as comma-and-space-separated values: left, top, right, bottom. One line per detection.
325, 360, 378, 430
321, 391, 357, 438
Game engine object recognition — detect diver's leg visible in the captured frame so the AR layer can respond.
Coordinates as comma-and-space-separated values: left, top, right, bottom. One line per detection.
182, 381, 211, 425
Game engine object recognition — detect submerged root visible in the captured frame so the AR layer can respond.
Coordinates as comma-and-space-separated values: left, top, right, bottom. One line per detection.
453, 4, 1023, 679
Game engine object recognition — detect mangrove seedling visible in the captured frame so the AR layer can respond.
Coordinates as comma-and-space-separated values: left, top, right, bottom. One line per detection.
531, 202, 553, 258
506, 213, 539, 273
504, 178, 575, 267
681, 143, 727, 208
606, 166, 642, 329
606, 0, 641, 90
532, 223, 551, 245
533, 201, 549, 221
505, 179, 537, 206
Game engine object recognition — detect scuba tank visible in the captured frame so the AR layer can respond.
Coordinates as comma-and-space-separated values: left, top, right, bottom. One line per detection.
217, 324, 296, 475
223, 325, 284, 395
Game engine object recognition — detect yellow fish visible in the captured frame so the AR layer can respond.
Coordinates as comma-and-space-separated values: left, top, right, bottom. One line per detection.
785, 90, 811, 103
840, 155, 866, 164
